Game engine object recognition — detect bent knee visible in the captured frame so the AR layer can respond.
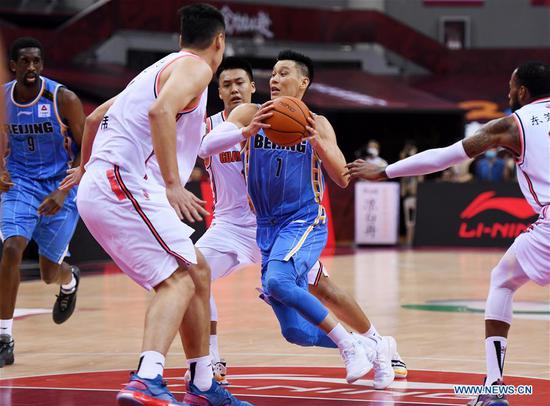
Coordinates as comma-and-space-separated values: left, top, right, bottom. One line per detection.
281, 327, 315, 347
2, 241, 25, 263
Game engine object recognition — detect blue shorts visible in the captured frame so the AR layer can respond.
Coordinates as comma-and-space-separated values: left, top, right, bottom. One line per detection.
0, 175, 79, 263
257, 206, 328, 289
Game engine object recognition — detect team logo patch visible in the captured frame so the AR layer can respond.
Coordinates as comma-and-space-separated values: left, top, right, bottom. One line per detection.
38, 104, 51, 118
1, 366, 547, 405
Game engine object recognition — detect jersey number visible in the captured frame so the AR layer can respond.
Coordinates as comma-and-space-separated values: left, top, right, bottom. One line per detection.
275, 157, 283, 177
27, 137, 35, 152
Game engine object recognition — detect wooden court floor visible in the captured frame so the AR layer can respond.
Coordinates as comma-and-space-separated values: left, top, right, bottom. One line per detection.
0, 249, 548, 404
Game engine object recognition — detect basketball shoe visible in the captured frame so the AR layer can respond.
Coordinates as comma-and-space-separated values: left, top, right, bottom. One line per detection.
53, 266, 80, 324
0, 334, 14, 367
340, 334, 374, 384
467, 380, 509, 406
391, 352, 408, 379
117, 373, 188, 405
213, 360, 229, 385
184, 378, 252, 405
354, 334, 395, 389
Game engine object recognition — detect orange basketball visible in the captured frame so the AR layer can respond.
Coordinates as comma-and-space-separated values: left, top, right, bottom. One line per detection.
264, 96, 311, 147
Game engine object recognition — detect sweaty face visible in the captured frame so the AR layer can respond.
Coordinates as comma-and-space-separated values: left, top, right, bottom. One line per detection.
270, 60, 307, 100
218, 68, 255, 113
508, 70, 523, 113
11, 48, 43, 88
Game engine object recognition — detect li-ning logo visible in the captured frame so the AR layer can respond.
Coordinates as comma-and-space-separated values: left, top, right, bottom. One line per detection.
458, 191, 536, 239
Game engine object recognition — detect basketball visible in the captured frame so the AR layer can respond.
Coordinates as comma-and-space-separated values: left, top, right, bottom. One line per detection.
264, 96, 311, 147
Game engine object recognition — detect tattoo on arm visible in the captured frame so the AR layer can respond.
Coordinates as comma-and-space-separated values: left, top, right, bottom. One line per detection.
462, 116, 521, 158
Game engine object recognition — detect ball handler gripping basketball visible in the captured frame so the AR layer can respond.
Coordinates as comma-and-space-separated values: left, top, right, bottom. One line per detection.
200, 50, 403, 389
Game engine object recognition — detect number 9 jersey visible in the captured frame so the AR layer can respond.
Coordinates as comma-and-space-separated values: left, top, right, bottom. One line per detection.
3, 77, 77, 180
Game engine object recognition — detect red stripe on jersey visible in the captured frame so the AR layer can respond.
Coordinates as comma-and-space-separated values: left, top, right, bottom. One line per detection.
521, 170, 544, 207
512, 113, 525, 165
106, 169, 126, 201
113, 165, 191, 265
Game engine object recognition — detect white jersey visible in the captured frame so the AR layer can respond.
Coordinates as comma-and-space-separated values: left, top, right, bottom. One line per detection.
513, 96, 550, 213
204, 111, 256, 226
89, 51, 207, 185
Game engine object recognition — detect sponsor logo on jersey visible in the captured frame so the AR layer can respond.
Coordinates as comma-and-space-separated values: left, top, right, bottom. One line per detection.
38, 103, 51, 118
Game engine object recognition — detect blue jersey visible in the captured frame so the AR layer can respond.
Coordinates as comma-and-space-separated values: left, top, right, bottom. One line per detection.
3, 77, 77, 180
244, 129, 325, 222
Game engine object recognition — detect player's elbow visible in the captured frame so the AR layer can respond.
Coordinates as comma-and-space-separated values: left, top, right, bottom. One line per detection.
148, 104, 170, 123
336, 175, 350, 188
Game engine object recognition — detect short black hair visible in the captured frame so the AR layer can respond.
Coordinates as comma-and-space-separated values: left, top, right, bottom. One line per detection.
9, 37, 44, 62
178, 3, 225, 50
277, 49, 314, 86
216, 57, 254, 81
516, 61, 550, 98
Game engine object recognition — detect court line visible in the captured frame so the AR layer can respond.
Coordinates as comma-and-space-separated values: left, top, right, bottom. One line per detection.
0, 386, 463, 405
16, 351, 550, 367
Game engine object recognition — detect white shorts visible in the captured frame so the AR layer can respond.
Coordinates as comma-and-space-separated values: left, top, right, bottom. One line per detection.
196, 220, 328, 284
196, 221, 260, 280
514, 206, 550, 286
77, 161, 197, 290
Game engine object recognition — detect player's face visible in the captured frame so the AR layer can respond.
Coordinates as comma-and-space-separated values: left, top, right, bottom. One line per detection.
11, 48, 43, 87
270, 60, 307, 99
218, 69, 255, 113
508, 70, 524, 113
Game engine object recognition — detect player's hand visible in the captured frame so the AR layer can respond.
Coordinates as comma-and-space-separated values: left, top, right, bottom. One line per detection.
344, 159, 388, 181
304, 116, 322, 149
242, 102, 273, 138
0, 169, 14, 193
58, 166, 84, 191
166, 184, 209, 223
38, 189, 69, 216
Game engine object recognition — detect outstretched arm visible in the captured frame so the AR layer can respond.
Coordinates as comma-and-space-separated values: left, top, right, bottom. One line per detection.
345, 116, 520, 181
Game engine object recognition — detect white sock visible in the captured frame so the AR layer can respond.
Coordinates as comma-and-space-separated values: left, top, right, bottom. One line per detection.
187, 355, 213, 391
137, 351, 165, 379
61, 272, 76, 293
209, 335, 220, 363
362, 325, 382, 345
485, 337, 507, 386
0, 319, 13, 337
327, 323, 352, 348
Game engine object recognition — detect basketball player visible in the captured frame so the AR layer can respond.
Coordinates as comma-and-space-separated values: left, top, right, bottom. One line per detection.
200, 50, 395, 389
74, 5, 249, 405
0, 37, 84, 368
345, 61, 550, 406
199, 56, 407, 385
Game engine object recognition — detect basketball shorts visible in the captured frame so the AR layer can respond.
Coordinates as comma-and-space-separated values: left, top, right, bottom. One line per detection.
77, 160, 196, 290
257, 208, 328, 290
0, 174, 79, 264
514, 206, 550, 286
196, 220, 261, 280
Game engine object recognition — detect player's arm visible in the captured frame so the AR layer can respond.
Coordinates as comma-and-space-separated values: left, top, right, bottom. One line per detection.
198, 102, 272, 158
58, 87, 85, 166
344, 116, 520, 181
0, 38, 13, 193
307, 115, 349, 188
58, 96, 117, 191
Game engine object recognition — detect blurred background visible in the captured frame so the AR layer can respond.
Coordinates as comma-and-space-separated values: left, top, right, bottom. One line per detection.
2, 0, 548, 265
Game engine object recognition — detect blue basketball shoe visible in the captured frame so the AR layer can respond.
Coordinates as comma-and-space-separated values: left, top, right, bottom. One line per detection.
184, 379, 252, 405
117, 373, 188, 405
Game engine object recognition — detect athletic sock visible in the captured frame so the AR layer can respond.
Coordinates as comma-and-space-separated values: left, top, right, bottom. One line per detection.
137, 351, 165, 379
485, 336, 507, 386
61, 272, 76, 294
209, 335, 220, 363
361, 325, 382, 345
187, 355, 213, 391
327, 323, 352, 348
0, 319, 13, 337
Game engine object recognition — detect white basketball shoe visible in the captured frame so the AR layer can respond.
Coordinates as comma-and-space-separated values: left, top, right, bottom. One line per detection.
340, 334, 374, 384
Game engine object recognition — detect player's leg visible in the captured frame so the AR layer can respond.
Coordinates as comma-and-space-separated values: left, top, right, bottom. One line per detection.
0, 177, 36, 367
467, 245, 529, 406
182, 248, 251, 406
308, 261, 402, 386
34, 186, 81, 324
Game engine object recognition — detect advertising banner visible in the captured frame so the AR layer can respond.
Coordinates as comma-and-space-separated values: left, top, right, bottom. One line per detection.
415, 183, 538, 247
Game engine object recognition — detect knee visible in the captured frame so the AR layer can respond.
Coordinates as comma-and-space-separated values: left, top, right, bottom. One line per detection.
2, 241, 24, 264
192, 262, 211, 295
265, 277, 286, 300
281, 327, 314, 347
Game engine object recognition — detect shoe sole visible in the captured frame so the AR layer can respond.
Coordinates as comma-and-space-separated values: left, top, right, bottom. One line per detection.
0, 354, 14, 368
373, 337, 396, 390
117, 390, 179, 406
183, 393, 211, 406
393, 367, 408, 379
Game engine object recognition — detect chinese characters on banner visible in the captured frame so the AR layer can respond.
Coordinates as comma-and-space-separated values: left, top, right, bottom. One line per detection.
354, 182, 400, 245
